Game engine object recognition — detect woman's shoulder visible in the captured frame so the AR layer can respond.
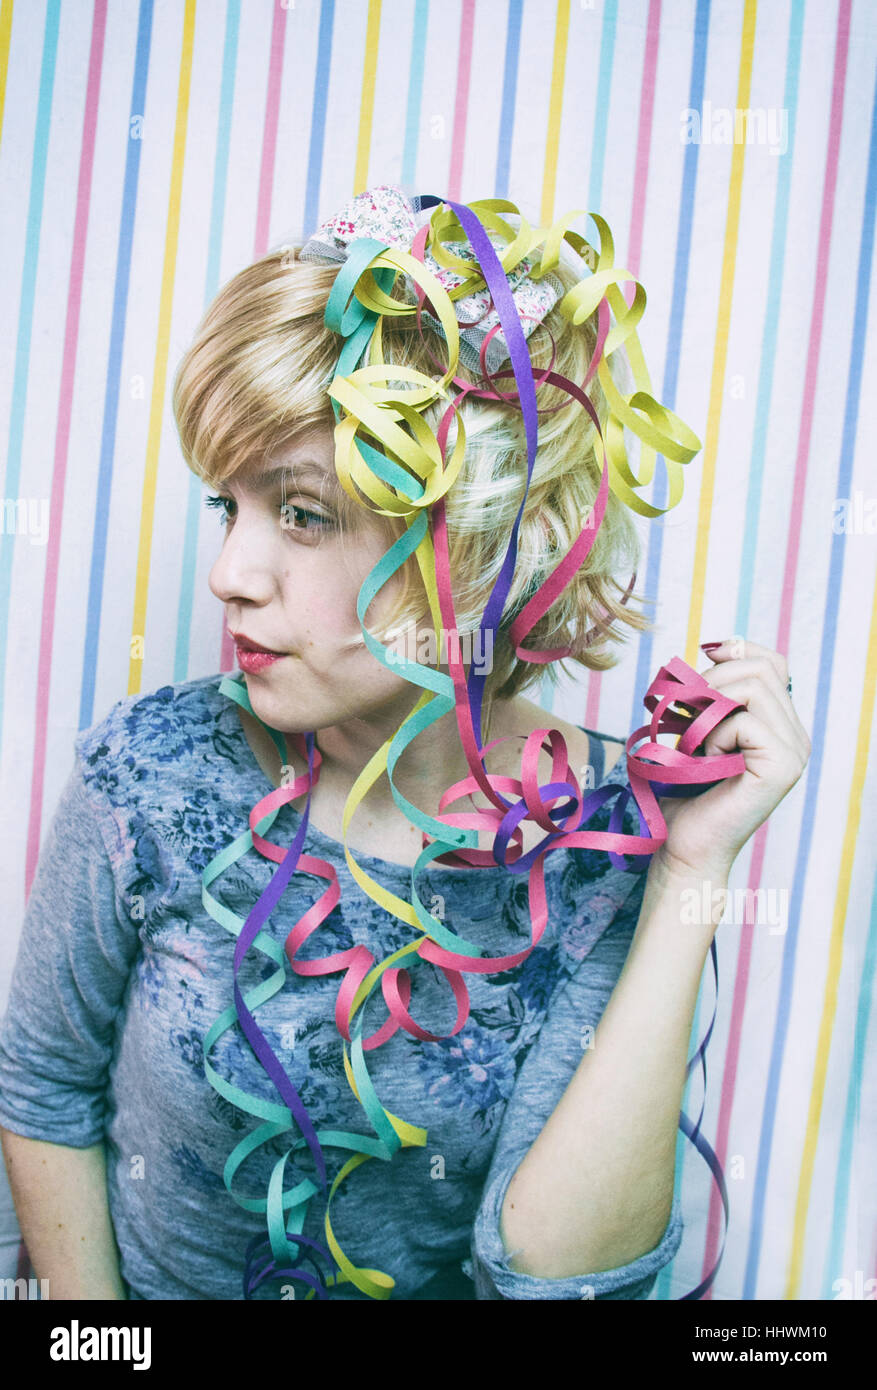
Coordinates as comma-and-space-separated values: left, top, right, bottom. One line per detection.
73, 672, 231, 806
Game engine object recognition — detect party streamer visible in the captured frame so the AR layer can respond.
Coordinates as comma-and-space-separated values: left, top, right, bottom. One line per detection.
199, 190, 745, 1300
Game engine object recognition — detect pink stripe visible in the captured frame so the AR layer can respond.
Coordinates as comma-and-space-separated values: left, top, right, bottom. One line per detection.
585, 0, 661, 732
447, 0, 476, 201
627, 0, 662, 278
699, 0, 852, 1293
25, 3, 108, 897
220, 3, 289, 675
252, 2, 287, 258
775, 5, 849, 660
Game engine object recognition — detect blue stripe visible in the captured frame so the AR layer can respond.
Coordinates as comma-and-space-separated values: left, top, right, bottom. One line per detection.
494, 0, 522, 199
0, 0, 61, 740
174, 0, 241, 684
744, 50, 877, 1300
587, 0, 618, 213
78, 0, 154, 730
303, 0, 335, 238
401, 0, 429, 187
822, 863, 877, 1297
735, 2, 804, 635
650, 0, 712, 1302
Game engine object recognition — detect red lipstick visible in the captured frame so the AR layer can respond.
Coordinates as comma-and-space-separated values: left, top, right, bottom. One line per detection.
230, 631, 288, 674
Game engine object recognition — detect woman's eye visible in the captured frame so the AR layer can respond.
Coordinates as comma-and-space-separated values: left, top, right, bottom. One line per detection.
279, 503, 333, 533
205, 494, 235, 525
203, 495, 333, 533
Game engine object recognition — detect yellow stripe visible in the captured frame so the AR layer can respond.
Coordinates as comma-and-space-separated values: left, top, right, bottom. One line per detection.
684, 0, 758, 666
0, 0, 15, 147
354, 0, 382, 194
541, 0, 570, 225
127, 1, 197, 694
785, 565, 877, 1296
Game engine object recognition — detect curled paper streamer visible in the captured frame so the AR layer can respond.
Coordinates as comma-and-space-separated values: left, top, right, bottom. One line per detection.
200, 193, 741, 1301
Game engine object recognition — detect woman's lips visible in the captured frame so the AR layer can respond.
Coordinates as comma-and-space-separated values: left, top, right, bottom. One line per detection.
235, 645, 287, 673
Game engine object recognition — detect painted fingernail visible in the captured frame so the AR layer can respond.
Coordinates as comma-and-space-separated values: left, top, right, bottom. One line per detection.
700, 641, 723, 652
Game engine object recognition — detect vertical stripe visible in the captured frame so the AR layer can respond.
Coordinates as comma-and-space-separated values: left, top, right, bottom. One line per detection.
0, 0, 14, 143
734, 1, 804, 633
680, 0, 760, 1294
253, 0, 288, 258
583, 0, 660, 734
782, 0, 862, 1296
540, 0, 570, 226
649, 0, 712, 1302
587, 0, 617, 212
695, 0, 805, 1294
494, 0, 522, 199
73, 1, 152, 734
353, 0, 382, 194
303, 0, 335, 239
401, 0, 429, 187
823, 864, 877, 1297
447, 0, 476, 201
626, 0, 661, 277
539, 0, 614, 717
632, 0, 711, 734
775, 25, 847, 663
0, 0, 60, 745
738, 0, 855, 1299
126, 2, 197, 694
683, 0, 757, 667
219, 5, 290, 675
820, 65, 877, 1301
78, 0, 153, 729
540, 0, 618, 717
786, 549, 877, 1295
175, 0, 241, 685
25, 1, 107, 897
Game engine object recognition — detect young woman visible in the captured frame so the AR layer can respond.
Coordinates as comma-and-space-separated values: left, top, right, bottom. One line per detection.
0, 188, 810, 1301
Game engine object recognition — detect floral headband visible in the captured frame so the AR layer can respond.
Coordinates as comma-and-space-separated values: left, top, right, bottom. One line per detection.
203, 186, 744, 1302
299, 183, 565, 374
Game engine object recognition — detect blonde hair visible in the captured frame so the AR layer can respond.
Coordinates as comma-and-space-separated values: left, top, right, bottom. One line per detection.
172, 239, 655, 737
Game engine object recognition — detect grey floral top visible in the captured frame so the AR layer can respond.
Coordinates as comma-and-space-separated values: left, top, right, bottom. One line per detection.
0, 673, 683, 1300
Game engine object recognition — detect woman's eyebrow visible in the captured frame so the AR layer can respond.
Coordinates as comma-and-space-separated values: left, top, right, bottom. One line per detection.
230, 457, 363, 527
235, 460, 330, 494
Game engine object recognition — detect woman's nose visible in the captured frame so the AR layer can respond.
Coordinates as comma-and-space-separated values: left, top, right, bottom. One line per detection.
208, 513, 278, 605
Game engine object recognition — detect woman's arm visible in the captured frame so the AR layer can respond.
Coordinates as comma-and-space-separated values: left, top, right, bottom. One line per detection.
498, 855, 721, 1277
0, 1130, 127, 1299
0, 749, 145, 1301
499, 638, 809, 1279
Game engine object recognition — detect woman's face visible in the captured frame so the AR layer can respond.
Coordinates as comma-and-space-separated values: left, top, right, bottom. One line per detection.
207, 423, 419, 737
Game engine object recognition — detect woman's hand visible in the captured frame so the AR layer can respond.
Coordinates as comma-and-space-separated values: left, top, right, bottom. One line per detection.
652, 637, 812, 882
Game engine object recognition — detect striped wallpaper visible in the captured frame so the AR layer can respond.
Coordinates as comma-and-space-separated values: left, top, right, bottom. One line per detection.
1, 0, 875, 1301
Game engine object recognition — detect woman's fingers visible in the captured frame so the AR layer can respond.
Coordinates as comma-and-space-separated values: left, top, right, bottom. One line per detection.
700, 642, 811, 758
701, 672, 806, 765
703, 661, 811, 761
704, 636, 788, 688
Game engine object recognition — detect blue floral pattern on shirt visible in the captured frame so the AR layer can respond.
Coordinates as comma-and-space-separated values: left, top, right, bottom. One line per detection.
7, 671, 676, 1300
415, 1020, 517, 1122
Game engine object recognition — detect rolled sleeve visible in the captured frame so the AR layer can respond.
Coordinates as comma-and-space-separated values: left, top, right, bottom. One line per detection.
0, 755, 139, 1148
469, 868, 684, 1299
471, 1168, 683, 1300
